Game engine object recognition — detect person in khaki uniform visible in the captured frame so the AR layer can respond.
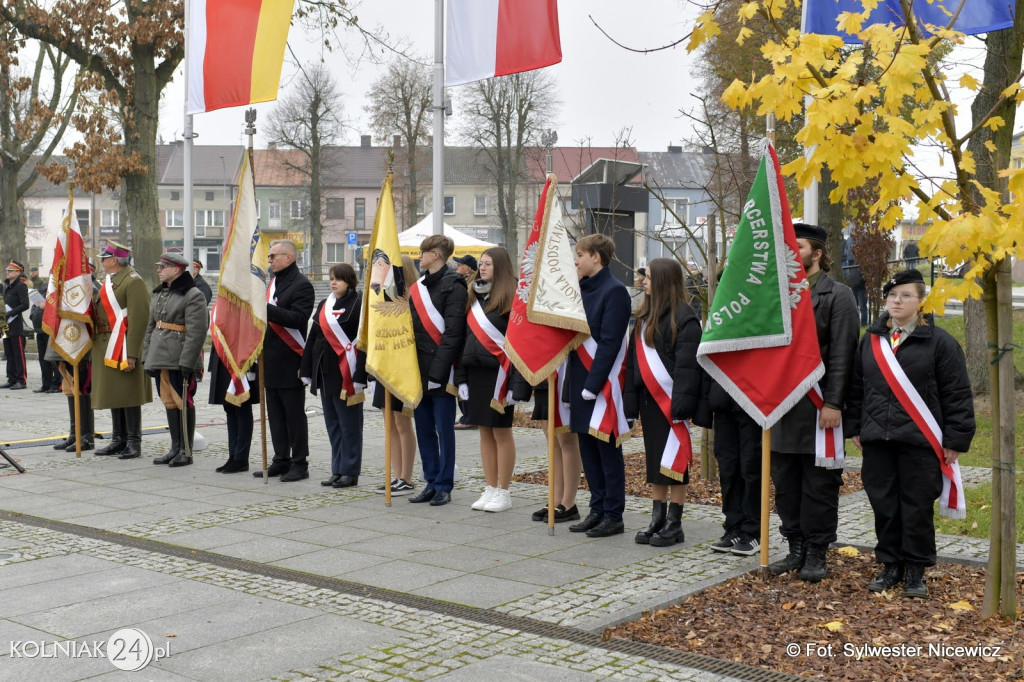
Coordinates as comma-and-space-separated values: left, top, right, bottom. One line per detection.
91, 241, 152, 459
143, 252, 209, 467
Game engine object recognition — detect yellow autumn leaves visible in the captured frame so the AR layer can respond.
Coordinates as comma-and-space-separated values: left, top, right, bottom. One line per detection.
688, 1, 1024, 309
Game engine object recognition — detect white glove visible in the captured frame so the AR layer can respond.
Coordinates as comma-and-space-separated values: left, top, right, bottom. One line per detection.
506, 397, 521, 406
300, 376, 311, 386
427, 380, 442, 391
672, 419, 684, 424
581, 388, 597, 401
353, 382, 366, 394
458, 383, 469, 401
245, 371, 256, 381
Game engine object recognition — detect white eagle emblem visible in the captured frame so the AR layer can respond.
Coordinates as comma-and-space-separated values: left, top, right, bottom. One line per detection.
516, 241, 539, 303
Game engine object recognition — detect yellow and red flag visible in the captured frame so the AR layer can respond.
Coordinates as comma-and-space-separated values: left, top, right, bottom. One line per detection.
187, 0, 296, 114
209, 152, 267, 405
43, 188, 93, 364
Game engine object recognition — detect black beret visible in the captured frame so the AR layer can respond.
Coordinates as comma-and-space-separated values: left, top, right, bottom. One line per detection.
793, 222, 828, 245
882, 268, 925, 297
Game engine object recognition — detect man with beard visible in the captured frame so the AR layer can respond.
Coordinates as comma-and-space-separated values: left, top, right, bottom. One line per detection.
768, 223, 859, 582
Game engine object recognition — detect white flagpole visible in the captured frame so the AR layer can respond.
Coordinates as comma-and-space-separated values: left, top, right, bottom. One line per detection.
799, 7, 818, 224
184, 0, 195, 263
433, 0, 444, 236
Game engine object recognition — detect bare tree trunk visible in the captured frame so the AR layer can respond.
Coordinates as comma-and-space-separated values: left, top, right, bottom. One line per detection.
817, 167, 845, 282
963, 297, 989, 394
122, 84, 161, 282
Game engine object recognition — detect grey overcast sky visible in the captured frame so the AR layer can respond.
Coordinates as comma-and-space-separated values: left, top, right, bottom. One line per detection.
158, 0, 701, 152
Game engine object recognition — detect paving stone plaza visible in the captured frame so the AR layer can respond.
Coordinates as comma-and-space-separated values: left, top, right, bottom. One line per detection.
1, 362, 1020, 680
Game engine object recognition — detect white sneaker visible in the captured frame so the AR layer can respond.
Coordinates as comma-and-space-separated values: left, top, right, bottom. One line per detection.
471, 486, 496, 510
483, 487, 512, 513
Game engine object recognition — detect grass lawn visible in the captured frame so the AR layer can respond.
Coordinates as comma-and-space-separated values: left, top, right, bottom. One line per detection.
930, 313, 1023, 542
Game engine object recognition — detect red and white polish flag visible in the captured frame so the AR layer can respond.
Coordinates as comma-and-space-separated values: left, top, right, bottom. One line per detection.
445, 0, 562, 87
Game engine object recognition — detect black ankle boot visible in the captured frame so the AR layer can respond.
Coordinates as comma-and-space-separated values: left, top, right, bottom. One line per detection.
56, 397, 76, 450
799, 543, 828, 582
768, 535, 805, 575
635, 500, 667, 545
868, 562, 904, 593
903, 562, 928, 598
154, 409, 181, 464
650, 502, 685, 546
96, 408, 126, 456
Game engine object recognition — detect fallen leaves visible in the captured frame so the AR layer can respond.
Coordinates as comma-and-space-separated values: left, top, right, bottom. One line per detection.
606, 551, 1024, 680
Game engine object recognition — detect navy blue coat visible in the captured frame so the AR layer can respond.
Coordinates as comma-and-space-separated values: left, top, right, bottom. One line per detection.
567, 266, 631, 435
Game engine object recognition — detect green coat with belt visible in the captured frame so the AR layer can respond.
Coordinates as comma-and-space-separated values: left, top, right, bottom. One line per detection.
91, 266, 153, 409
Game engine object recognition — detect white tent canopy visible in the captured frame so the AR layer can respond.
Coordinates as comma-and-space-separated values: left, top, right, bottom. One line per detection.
397, 213, 497, 257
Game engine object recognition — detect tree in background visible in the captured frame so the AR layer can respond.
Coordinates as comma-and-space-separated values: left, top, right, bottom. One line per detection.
266, 64, 344, 273
0, 34, 79, 265
458, 71, 558, 258
0, 0, 382, 279
700, 0, 1021, 619
366, 56, 432, 229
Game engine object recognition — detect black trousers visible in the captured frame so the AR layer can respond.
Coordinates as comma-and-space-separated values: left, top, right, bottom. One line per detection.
578, 433, 625, 522
862, 441, 943, 566
714, 410, 762, 536
224, 401, 254, 462
265, 386, 308, 468
35, 332, 56, 389
4, 335, 26, 384
770, 450, 843, 545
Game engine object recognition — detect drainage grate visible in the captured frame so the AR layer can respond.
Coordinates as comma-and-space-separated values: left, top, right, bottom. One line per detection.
0, 509, 800, 681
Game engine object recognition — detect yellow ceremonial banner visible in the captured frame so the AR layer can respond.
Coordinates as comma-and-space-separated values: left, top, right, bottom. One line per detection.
357, 173, 422, 408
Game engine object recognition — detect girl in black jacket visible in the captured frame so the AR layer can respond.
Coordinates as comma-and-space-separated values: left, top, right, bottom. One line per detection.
846, 269, 975, 599
457, 247, 519, 513
624, 258, 703, 547
300, 264, 367, 488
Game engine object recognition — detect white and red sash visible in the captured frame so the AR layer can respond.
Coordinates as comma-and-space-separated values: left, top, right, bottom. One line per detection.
468, 300, 512, 413
551, 360, 570, 430
635, 323, 692, 481
807, 384, 844, 469
576, 334, 629, 444
266, 278, 305, 356
319, 294, 363, 405
870, 333, 966, 518
410, 277, 456, 392
100, 274, 129, 370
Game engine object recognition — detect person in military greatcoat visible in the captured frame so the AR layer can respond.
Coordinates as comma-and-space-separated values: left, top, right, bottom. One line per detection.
143, 252, 209, 467
91, 241, 152, 459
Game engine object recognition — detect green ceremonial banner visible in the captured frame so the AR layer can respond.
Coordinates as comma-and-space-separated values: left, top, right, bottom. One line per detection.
696, 141, 823, 429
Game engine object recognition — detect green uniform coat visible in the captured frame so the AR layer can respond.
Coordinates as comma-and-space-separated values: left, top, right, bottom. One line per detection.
91, 266, 153, 409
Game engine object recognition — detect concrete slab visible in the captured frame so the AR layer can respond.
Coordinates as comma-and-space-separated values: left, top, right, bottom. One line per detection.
410, 574, 543, 609
0, 555, 118, 590
13, 579, 237, 639
277, 524, 383, 547
340, 560, 465, 592
0, 566, 179, 618
155, 614, 397, 680
270, 547, 389, 577
212, 536, 328, 563
479, 557, 604, 587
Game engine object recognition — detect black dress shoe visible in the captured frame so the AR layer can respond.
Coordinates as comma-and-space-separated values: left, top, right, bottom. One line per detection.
0, 381, 14, 389
586, 518, 625, 538
408, 488, 436, 503
332, 475, 358, 488
215, 458, 233, 473
220, 460, 249, 473
554, 504, 581, 522
47, 387, 63, 394
33, 387, 49, 393
253, 463, 289, 478
279, 467, 309, 482
429, 491, 451, 506
321, 474, 342, 486
9, 383, 26, 390
569, 512, 603, 533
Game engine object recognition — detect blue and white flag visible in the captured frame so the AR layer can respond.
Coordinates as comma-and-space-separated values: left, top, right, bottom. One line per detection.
803, 0, 1015, 42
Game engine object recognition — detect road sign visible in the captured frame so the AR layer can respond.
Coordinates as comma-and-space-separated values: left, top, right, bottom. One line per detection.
347, 232, 358, 246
